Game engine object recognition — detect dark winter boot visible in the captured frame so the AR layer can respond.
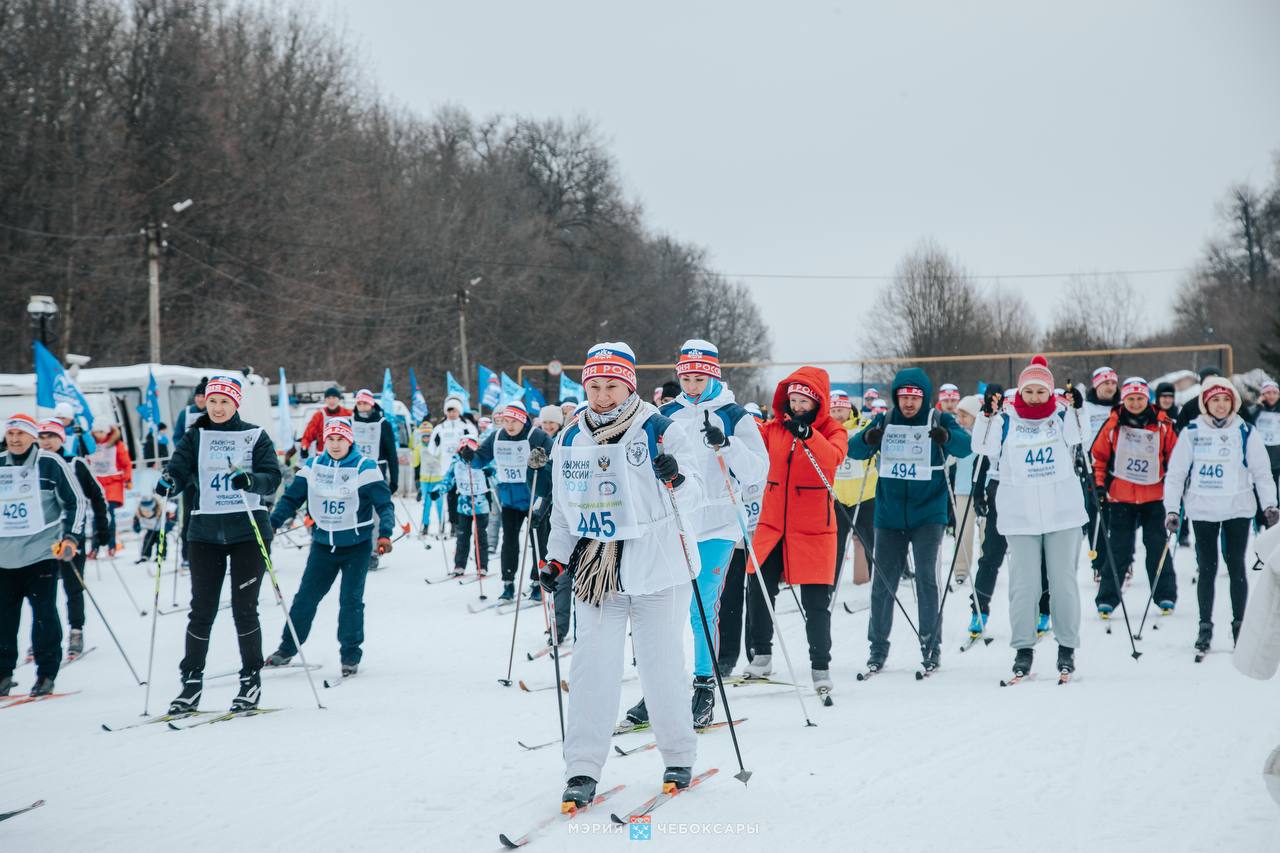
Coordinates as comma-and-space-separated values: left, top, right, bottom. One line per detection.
1056, 646, 1075, 674
341, 662, 358, 678
265, 650, 293, 667
662, 766, 693, 792
168, 671, 203, 714
922, 644, 941, 673
29, 676, 55, 697
691, 676, 715, 729
0, 672, 13, 696
230, 671, 261, 712
1195, 622, 1212, 652
561, 776, 597, 812
1232, 620, 1242, 647
1013, 648, 1034, 677
499, 583, 515, 602
528, 584, 543, 602
67, 628, 84, 658
865, 653, 886, 674
625, 697, 649, 727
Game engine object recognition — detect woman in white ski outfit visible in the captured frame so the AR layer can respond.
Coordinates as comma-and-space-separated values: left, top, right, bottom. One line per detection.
1163, 376, 1278, 653
539, 342, 704, 809
973, 356, 1087, 678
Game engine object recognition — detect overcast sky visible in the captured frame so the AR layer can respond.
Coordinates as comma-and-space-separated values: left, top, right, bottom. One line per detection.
329, 1, 1280, 368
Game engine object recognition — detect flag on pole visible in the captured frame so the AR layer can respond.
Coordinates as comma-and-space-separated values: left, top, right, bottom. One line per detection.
381, 368, 398, 430
33, 340, 96, 453
446, 371, 471, 411
477, 364, 501, 410
137, 370, 161, 437
559, 373, 585, 404
276, 368, 295, 454
522, 379, 547, 412
499, 373, 524, 408
409, 367, 429, 424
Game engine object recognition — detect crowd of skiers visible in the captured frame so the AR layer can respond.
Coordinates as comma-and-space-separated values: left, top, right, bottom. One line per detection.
5, 346, 1280, 811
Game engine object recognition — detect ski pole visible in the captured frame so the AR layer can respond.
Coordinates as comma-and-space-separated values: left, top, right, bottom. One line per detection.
1134, 525, 1179, 640
107, 557, 146, 617
500, 466, 543, 686
467, 468, 487, 600
660, 442, 751, 783
711, 443, 817, 727
228, 456, 327, 709
65, 557, 145, 685
829, 457, 873, 615
142, 524, 165, 715
540, 582, 566, 741
1065, 403, 1141, 660
795, 439, 922, 644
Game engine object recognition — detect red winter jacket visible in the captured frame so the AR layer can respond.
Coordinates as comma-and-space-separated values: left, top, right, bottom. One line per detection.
1091, 407, 1177, 504
751, 367, 848, 585
300, 405, 353, 453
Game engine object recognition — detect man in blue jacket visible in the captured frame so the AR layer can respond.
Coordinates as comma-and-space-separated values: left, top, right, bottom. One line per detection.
472, 401, 554, 602
848, 367, 971, 674
266, 418, 395, 677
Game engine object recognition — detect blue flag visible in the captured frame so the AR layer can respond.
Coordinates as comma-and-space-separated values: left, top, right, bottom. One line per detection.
409, 367, 429, 424
559, 373, 585, 404
137, 370, 161, 436
477, 364, 501, 410
276, 368, 295, 453
34, 341, 96, 449
499, 373, 525, 408
446, 371, 471, 411
522, 380, 547, 412
381, 369, 398, 431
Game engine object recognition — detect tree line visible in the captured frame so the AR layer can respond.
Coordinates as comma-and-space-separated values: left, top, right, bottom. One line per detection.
0, 0, 771, 404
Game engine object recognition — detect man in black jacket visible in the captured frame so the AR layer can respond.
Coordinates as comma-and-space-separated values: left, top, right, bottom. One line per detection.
352, 389, 399, 571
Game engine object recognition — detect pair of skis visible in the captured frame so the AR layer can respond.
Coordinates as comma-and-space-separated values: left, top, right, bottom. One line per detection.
999, 670, 1077, 687
1, 690, 81, 710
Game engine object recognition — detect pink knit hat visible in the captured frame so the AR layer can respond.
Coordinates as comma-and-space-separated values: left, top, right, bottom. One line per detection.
1018, 355, 1054, 392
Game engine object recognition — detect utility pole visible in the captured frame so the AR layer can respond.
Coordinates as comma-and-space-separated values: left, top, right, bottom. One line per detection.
147, 221, 161, 364
458, 276, 481, 393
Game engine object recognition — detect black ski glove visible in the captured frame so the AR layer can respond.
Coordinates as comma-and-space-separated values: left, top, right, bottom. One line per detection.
653, 453, 682, 485
1165, 512, 1181, 533
1066, 386, 1084, 409
155, 476, 174, 497
929, 426, 949, 446
784, 418, 812, 440
701, 411, 727, 448
1073, 454, 1089, 479
540, 559, 565, 593
973, 486, 989, 518
862, 426, 883, 447
459, 445, 475, 462
229, 471, 253, 491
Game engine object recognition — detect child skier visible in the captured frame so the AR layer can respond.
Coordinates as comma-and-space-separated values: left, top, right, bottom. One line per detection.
132, 496, 176, 563
435, 437, 495, 576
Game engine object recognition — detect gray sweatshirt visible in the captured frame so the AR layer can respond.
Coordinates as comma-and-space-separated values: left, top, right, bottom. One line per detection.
0, 447, 85, 569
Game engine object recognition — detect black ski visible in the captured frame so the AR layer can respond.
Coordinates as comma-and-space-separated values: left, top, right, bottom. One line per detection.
0, 799, 44, 822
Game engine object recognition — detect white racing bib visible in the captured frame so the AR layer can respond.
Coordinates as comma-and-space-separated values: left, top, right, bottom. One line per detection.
740, 479, 764, 535
879, 424, 932, 481
1113, 426, 1160, 485
835, 455, 863, 482
455, 466, 488, 498
196, 429, 262, 515
89, 445, 118, 478
1007, 418, 1070, 483
1256, 411, 1280, 447
1188, 431, 1240, 495
557, 440, 641, 542
1087, 407, 1111, 442
309, 463, 361, 531
494, 439, 531, 484
0, 464, 45, 537
352, 420, 381, 461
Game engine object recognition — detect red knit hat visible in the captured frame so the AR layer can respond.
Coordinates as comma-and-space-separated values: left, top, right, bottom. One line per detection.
4, 414, 40, 439
205, 376, 242, 408
1018, 355, 1054, 392
786, 382, 820, 403
323, 417, 355, 444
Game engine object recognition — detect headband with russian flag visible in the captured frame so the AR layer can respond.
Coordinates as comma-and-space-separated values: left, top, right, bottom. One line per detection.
1120, 377, 1149, 400
676, 339, 721, 378
938, 383, 961, 401
582, 342, 637, 391
205, 376, 243, 408
5, 414, 40, 438
504, 401, 529, 424
1091, 366, 1118, 389
830, 389, 852, 409
897, 385, 925, 399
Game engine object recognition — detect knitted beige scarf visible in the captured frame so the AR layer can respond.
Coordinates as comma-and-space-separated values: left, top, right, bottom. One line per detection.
572, 394, 643, 606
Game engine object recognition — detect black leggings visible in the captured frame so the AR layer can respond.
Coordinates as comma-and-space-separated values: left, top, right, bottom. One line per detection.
1193, 517, 1250, 626
834, 499, 876, 585
746, 542, 833, 669
500, 506, 537, 583
181, 540, 266, 676
716, 548, 748, 672
60, 554, 86, 630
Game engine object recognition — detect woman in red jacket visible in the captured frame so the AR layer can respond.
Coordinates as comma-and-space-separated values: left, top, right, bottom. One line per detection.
88, 419, 133, 551
743, 367, 848, 694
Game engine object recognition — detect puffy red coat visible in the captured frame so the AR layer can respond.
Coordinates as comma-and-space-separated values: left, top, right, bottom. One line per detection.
91, 429, 133, 505
751, 367, 848, 584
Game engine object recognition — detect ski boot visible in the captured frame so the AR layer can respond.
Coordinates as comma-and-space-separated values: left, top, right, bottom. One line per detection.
1158, 600, 1175, 616
1195, 622, 1212, 652
743, 654, 773, 679
967, 612, 988, 636
30, 676, 55, 697
691, 676, 715, 728
1232, 619, 1242, 646
662, 766, 693, 793
368, 553, 381, 573
1056, 646, 1075, 674
230, 670, 261, 712
811, 668, 833, 694
1012, 648, 1034, 677
921, 644, 941, 673
341, 662, 358, 678
865, 654, 886, 675
1097, 604, 1114, 621
1036, 613, 1051, 636
624, 697, 649, 727
528, 584, 543, 602
168, 671, 203, 714
67, 628, 84, 658
265, 650, 293, 667
562, 776, 597, 812
0, 672, 12, 696
450, 567, 466, 577
499, 583, 515, 602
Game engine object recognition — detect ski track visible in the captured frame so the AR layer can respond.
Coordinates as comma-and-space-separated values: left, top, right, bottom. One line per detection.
4, 533, 1279, 852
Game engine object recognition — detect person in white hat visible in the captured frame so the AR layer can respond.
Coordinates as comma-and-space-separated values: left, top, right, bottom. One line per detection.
429, 396, 477, 537
538, 404, 564, 439
539, 342, 704, 810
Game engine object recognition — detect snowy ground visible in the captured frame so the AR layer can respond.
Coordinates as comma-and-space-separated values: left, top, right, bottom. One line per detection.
4, 501, 1279, 853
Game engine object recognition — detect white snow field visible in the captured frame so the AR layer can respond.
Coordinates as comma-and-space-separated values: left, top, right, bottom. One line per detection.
3, 501, 1278, 853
